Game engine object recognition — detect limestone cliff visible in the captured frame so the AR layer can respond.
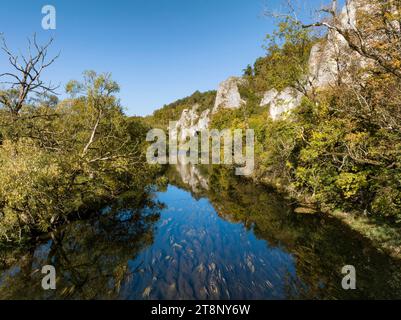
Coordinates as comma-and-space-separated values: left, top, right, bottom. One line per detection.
260, 0, 372, 120
308, 0, 372, 88
171, 104, 210, 142
173, 77, 245, 142
171, 0, 371, 138
260, 88, 303, 121
212, 77, 246, 113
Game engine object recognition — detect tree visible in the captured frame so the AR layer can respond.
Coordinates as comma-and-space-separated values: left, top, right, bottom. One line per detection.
246, 17, 315, 95
0, 34, 59, 117
303, 0, 401, 80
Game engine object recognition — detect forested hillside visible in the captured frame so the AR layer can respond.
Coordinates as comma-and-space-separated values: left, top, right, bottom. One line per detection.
146, 0, 401, 257
144, 90, 216, 129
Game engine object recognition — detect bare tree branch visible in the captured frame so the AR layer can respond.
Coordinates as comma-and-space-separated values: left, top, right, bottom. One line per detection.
302, 0, 401, 80
0, 34, 60, 116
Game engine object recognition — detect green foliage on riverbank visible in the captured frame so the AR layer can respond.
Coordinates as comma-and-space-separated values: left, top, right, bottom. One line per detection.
210, 19, 401, 229
244, 17, 316, 94
166, 165, 401, 298
0, 69, 159, 244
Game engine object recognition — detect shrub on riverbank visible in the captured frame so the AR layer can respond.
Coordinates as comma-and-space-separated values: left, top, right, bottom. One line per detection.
210, 19, 401, 226
0, 70, 159, 244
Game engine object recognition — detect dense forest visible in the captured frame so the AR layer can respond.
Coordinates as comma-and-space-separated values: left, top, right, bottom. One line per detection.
212, 20, 401, 214
0, 37, 160, 244
2, 0, 401, 303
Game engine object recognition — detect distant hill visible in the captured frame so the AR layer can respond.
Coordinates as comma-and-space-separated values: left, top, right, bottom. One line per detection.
143, 90, 216, 129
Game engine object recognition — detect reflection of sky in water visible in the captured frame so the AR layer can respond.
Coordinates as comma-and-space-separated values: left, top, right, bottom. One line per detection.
0, 241, 52, 288
0, 265, 21, 286
2, 167, 401, 299
124, 186, 302, 300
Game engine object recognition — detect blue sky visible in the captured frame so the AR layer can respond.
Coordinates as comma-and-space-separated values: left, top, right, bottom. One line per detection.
0, 0, 324, 116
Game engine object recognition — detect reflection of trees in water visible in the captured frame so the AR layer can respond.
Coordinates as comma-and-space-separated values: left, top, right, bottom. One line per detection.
174, 162, 209, 194
0, 194, 162, 300
2, 165, 401, 300
168, 164, 401, 299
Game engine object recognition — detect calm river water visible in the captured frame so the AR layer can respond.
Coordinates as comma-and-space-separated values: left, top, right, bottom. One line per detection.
1, 164, 401, 299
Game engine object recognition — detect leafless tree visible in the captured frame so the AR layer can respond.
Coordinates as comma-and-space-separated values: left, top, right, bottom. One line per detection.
0, 34, 60, 116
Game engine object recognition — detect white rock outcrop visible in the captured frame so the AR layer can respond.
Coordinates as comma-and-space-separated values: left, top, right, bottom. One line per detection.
172, 105, 210, 143
260, 89, 279, 107
213, 77, 246, 113
172, 76, 246, 137
261, 0, 373, 120
197, 109, 210, 132
308, 0, 372, 88
173, 0, 376, 127
261, 88, 303, 120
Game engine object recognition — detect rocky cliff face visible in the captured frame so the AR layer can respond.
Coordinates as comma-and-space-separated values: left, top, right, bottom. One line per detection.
212, 77, 246, 113
261, 88, 304, 120
308, 0, 371, 88
262, 0, 372, 120
171, 104, 210, 142
172, 0, 370, 139
173, 77, 245, 142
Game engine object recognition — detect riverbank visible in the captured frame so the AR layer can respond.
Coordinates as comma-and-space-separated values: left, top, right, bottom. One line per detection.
329, 210, 401, 260
2, 164, 401, 299
171, 163, 401, 262
254, 174, 401, 261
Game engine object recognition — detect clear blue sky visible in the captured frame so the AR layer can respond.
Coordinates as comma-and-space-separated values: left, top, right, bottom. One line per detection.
0, 0, 323, 116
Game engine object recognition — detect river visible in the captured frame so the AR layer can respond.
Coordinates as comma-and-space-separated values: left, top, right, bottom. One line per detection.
1, 164, 401, 299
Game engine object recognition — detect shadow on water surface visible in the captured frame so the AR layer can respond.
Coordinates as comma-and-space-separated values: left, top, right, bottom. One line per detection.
1, 164, 401, 299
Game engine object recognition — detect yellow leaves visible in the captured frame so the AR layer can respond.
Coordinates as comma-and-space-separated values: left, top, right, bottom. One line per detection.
0, 138, 67, 240
0, 71, 153, 244
392, 59, 401, 69
335, 172, 368, 199
344, 132, 368, 145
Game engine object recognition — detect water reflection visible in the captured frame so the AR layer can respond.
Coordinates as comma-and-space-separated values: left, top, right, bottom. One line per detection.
0, 194, 161, 299
164, 164, 401, 299
175, 161, 209, 194
122, 185, 301, 299
1, 164, 401, 299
